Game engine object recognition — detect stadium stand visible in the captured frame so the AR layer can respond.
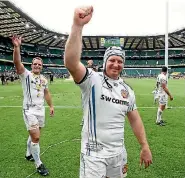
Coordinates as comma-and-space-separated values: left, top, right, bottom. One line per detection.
0, 1, 185, 79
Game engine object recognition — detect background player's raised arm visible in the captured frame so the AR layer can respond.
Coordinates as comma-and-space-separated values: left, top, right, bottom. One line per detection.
12, 36, 25, 75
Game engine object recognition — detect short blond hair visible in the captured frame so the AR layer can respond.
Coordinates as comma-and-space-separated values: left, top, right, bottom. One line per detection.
32, 57, 43, 64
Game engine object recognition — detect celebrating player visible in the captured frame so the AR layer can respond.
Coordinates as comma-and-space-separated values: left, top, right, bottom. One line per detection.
64, 6, 152, 177
12, 35, 54, 176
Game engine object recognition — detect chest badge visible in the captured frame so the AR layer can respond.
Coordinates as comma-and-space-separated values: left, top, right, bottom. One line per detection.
121, 89, 129, 98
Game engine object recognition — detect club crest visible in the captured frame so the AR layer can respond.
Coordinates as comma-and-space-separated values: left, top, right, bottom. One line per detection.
122, 164, 128, 174
121, 89, 129, 98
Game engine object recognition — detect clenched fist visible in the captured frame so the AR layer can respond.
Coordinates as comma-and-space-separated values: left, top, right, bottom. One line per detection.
73, 6, 93, 27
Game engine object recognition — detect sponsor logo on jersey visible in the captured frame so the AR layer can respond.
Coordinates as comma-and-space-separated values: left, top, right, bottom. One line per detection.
86, 142, 103, 152
100, 94, 129, 106
113, 82, 118, 87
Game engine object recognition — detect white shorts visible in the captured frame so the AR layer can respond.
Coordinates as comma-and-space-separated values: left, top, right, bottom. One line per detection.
158, 94, 168, 105
80, 151, 128, 178
23, 107, 45, 130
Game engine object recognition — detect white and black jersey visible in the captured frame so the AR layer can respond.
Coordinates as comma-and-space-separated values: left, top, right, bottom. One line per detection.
19, 69, 48, 109
77, 68, 137, 158
156, 73, 167, 95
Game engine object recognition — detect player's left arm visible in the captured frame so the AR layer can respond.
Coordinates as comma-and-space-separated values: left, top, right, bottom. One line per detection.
161, 79, 173, 100
127, 91, 152, 168
127, 110, 152, 169
44, 88, 54, 117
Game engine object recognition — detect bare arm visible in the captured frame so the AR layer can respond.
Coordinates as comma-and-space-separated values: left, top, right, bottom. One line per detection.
64, 25, 86, 83
44, 88, 54, 116
12, 36, 25, 75
127, 110, 152, 168
64, 6, 93, 83
44, 88, 53, 107
127, 110, 149, 148
162, 83, 173, 98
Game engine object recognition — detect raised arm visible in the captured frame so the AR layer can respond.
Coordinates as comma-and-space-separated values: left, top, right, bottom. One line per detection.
12, 36, 25, 75
64, 6, 93, 83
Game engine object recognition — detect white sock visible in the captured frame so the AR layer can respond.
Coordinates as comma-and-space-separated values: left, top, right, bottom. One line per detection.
26, 135, 32, 157
30, 142, 42, 167
156, 108, 163, 123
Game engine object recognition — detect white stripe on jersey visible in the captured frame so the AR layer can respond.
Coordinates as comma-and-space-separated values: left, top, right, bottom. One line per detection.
86, 85, 98, 155
26, 75, 32, 104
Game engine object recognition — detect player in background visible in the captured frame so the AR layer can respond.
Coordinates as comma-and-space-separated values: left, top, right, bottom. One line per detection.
1, 73, 5, 85
12, 35, 54, 176
49, 73, 54, 84
87, 59, 94, 68
156, 66, 173, 126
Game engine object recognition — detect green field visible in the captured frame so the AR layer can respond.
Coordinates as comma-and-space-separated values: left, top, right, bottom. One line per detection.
0, 78, 185, 178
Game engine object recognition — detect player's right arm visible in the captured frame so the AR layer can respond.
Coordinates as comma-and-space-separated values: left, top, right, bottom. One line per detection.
64, 6, 93, 83
12, 36, 25, 75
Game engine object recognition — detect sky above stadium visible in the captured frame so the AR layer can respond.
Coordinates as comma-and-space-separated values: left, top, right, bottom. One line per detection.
10, 0, 185, 36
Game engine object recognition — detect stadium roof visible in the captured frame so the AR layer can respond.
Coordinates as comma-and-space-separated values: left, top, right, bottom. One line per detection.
1, 0, 185, 50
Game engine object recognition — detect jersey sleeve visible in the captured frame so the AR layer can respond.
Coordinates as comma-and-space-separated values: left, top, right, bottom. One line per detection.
160, 75, 167, 84
76, 68, 96, 93
19, 68, 30, 81
127, 91, 137, 113
45, 80, 48, 89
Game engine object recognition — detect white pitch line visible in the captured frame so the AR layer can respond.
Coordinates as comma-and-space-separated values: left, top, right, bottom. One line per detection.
138, 106, 185, 109
26, 138, 80, 178
0, 105, 184, 109
0, 105, 81, 108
